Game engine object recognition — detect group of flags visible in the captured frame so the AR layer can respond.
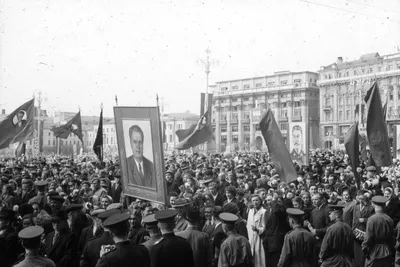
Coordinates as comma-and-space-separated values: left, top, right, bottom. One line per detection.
0, 99, 104, 161
0, 81, 392, 182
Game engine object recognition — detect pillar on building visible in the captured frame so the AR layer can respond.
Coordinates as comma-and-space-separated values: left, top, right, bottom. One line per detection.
227, 106, 232, 151
215, 106, 221, 152
301, 99, 309, 163
238, 105, 243, 151
287, 100, 293, 150
249, 104, 255, 151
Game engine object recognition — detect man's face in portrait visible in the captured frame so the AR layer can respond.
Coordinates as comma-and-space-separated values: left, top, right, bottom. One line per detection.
130, 130, 144, 161
293, 128, 302, 152
17, 111, 24, 123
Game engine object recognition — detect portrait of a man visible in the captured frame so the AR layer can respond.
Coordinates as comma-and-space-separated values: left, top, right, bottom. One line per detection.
125, 124, 156, 189
12, 110, 27, 128
290, 125, 305, 165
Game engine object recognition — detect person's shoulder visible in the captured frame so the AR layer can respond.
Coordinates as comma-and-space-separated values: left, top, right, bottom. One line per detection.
143, 156, 153, 165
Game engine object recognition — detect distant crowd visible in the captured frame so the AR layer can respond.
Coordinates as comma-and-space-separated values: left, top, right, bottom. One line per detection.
0, 149, 400, 267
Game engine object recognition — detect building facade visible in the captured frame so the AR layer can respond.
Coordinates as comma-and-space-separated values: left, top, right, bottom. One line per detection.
161, 112, 200, 152
318, 52, 400, 150
212, 71, 320, 164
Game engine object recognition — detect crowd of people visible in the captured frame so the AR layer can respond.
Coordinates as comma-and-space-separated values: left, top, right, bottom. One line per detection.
0, 149, 400, 267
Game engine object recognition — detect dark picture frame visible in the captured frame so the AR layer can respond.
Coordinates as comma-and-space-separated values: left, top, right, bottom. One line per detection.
114, 106, 167, 204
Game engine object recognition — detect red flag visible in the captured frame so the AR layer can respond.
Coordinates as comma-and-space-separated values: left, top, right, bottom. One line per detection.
0, 99, 35, 149
51, 111, 83, 143
364, 82, 391, 166
344, 122, 360, 187
259, 109, 297, 182
175, 111, 213, 150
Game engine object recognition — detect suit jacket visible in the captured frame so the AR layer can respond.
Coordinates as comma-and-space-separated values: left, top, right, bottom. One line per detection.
176, 227, 211, 267
0, 226, 20, 267
21, 189, 37, 204
263, 202, 290, 253
175, 217, 189, 232
78, 224, 103, 257
80, 231, 114, 267
110, 183, 122, 203
126, 155, 155, 188
44, 230, 77, 267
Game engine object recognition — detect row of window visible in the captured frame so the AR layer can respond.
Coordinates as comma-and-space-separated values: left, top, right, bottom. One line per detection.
324, 125, 350, 136
324, 64, 400, 80
222, 78, 317, 90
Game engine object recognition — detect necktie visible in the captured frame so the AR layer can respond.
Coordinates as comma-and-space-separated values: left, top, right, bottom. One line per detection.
139, 163, 144, 176
53, 232, 59, 245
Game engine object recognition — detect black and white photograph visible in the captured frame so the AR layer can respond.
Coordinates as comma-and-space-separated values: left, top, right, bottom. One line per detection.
1, 1, 400, 267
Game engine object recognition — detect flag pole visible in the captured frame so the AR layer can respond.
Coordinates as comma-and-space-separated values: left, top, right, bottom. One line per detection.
100, 103, 103, 165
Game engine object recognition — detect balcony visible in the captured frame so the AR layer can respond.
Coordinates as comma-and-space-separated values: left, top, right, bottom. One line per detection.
323, 105, 332, 111
292, 116, 302, 122
279, 117, 289, 122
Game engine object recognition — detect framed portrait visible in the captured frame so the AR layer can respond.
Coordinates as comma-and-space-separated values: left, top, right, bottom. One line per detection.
114, 106, 167, 204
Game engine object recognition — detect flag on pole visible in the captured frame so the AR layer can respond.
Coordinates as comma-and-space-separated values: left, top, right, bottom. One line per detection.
175, 111, 213, 150
15, 142, 26, 158
344, 122, 360, 187
0, 99, 35, 149
93, 109, 103, 162
51, 111, 83, 143
259, 109, 297, 182
364, 81, 392, 166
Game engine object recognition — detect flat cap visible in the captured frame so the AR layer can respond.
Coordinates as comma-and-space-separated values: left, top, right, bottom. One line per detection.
371, 195, 388, 205
103, 213, 130, 228
154, 209, 177, 223
18, 226, 44, 239
366, 166, 377, 172
35, 180, 48, 187
219, 212, 238, 224
328, 205, 345, 211
90, 209, 106, 216
65, 204, 83, 213
22, 179, 33, 185
97, 209, 121, 221
50, 195, 65, 203
286, 208, 304, 217
106, 203, 123, 210
171, 199, 188, 208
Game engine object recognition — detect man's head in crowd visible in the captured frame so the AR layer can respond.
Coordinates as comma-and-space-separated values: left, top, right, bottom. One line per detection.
208, 182, 218, 195
251, 194, 262, 210
309, 185, 317, 195
312, 193, 323, 207
225, 186, 236, 201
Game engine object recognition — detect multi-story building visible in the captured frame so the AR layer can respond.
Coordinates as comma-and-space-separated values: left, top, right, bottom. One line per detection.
318, 52, 400, 150
161, 112, 200, 152
212, 71, 320, 164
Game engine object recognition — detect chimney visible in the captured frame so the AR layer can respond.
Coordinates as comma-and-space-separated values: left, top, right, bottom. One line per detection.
1, 109, 5, 115
336, 57, 343, 64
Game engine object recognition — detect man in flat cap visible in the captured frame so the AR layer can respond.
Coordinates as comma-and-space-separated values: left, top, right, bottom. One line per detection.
362, 196, 394, 267
44, 210, 77, 267
218, 212, 252, 267
81, 209, 119, 267
277, 208, 315, 267
126, 125, 155, 189
150, 210, 194, 267
15, 226, 55, 267
176, 206, 210, 267
319, 205, 355, 266
77, 209, 105, 258
96, 213, 150, 267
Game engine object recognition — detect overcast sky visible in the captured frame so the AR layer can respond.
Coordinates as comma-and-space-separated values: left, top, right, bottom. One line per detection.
1, 0, 399, 118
